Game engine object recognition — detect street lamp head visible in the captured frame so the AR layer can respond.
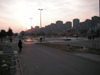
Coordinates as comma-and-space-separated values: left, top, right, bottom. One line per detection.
38, 9, 43, 11
30, 17, 33, 20
38, 8, 44, 28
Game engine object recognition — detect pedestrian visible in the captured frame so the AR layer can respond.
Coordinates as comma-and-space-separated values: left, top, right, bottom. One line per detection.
40, 37, 43, 42
18, 40, 23, 53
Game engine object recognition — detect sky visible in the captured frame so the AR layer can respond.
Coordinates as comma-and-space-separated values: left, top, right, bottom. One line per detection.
0, 0, 99, 33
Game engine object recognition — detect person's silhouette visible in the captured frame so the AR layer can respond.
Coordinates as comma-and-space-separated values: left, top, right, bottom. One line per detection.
18, 40, 22, 53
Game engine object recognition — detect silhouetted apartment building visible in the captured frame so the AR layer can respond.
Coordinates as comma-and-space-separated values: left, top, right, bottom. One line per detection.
35, 26, 39, 30
64, 21, 72, 30
56, 20, 64, 31
73, 18, 80, 30
91, 16, 100, 27
78, 19, 91, 32
24, 16, 100, 37
50, 23, 57, 33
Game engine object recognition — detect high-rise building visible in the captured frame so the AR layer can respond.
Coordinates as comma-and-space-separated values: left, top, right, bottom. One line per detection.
78, 19, 91, 31
73, 19, 80, 30
65, 21, 72, 30
31, 26, 34, 29
35, 26, 39, 30
56, 20, 63, 25
91, 16, 100, 28
56, 20, 63, 31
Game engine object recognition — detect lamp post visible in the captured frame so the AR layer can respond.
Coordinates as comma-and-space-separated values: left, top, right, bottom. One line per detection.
99, 0, 100, 17
38, 9, 43, 28
30, 17, 33, 26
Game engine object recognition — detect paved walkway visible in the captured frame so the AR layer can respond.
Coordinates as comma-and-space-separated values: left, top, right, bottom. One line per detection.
73, 53, 100, 63
14, 41, 100, 75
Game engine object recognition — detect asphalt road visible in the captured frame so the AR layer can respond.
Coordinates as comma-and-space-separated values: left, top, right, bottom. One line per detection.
19, 42, 100, 75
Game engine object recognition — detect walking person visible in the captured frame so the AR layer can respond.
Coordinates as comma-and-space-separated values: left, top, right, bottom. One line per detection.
40, 37, 43, 42
18, 40, 23, 53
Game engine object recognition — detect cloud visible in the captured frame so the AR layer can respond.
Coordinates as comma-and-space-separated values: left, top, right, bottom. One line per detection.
0, 0, 99, 32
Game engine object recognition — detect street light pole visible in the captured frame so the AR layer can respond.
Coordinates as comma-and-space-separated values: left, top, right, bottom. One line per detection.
99, 0, 100, 17
38, 9, 43, 28
30, 17, 33, 26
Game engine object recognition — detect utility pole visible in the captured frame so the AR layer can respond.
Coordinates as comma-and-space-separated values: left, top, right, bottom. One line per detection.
99, 0, 100, 17
38, 9, 43, 28
30, 17, 33, 26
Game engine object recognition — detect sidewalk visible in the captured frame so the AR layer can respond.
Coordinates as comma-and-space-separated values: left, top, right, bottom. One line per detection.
73, 53, 100, 63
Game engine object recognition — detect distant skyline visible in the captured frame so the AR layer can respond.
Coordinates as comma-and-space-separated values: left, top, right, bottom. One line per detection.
0, 0, 99, 33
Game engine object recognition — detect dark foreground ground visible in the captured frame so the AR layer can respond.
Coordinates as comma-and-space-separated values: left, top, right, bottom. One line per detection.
17, 42, 100, 75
